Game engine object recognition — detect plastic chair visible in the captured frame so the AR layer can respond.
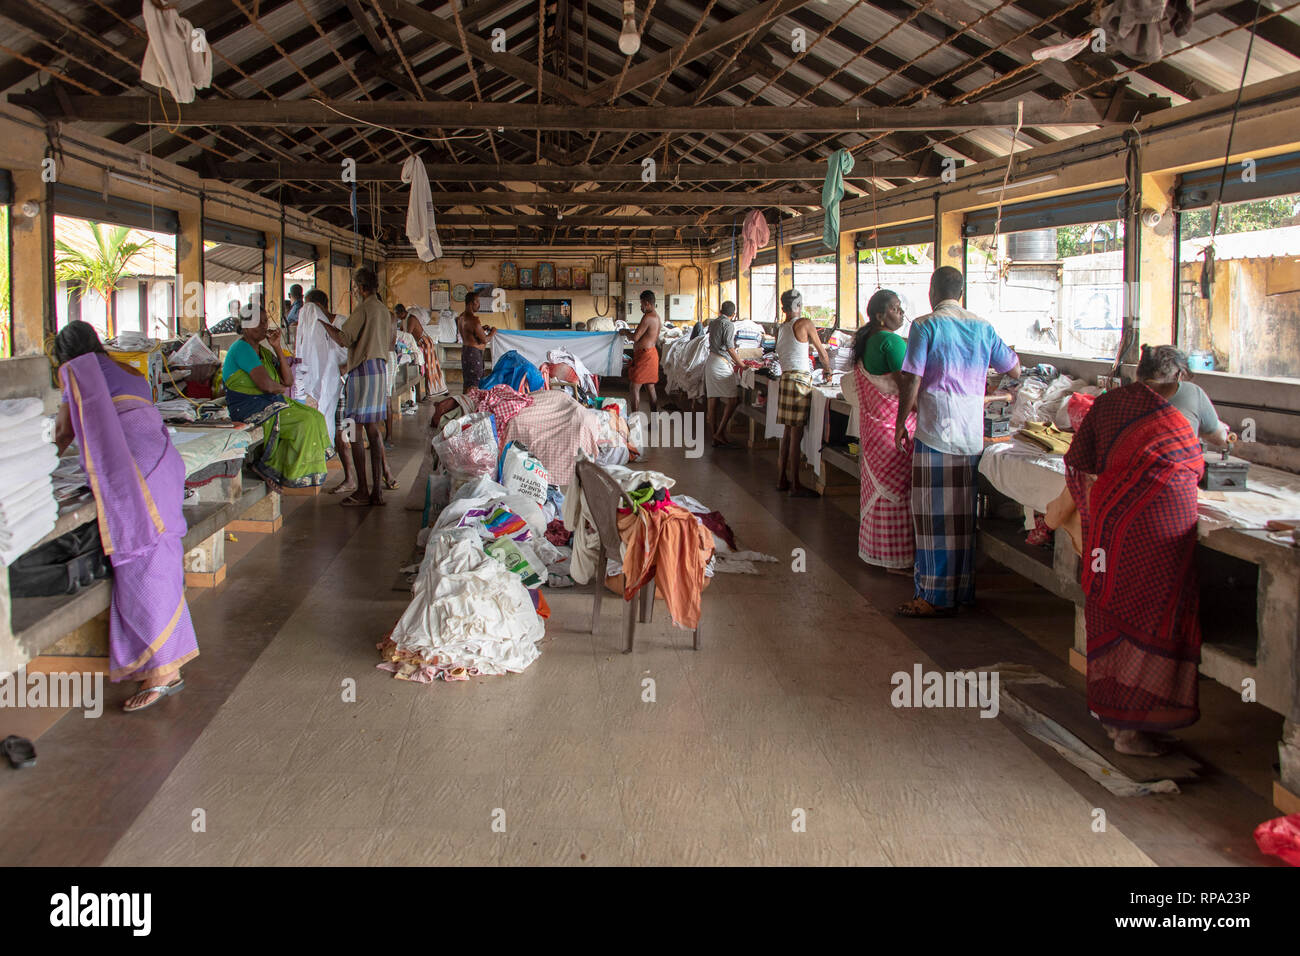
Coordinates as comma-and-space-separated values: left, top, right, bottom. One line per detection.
574, 460, 701, 653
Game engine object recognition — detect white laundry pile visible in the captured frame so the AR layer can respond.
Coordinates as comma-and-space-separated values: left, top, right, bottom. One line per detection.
546, 347, 599, 393
0, 399, 60, 566
662, 334, 710, 400
401, 155, 443, 261
379, 528, 544, 682
140, 0, 212, 104
435, 309, 460, 344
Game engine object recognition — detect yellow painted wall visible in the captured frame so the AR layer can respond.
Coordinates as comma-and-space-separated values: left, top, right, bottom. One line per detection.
384, 253, 712, 330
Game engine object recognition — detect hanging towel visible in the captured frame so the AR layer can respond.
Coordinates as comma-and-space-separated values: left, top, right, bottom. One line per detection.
740, 210, 770, 275
401, 155, 443, 262
140, 0, 212, 104
821, 148, 855, 250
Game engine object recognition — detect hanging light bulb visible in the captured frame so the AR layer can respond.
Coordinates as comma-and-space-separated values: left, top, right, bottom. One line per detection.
618, 0, 641, 56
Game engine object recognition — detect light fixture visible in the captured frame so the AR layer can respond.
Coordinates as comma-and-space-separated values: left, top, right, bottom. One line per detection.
21, 200, 39, 219
975, 172, 1058, 195
110, 171, 168, 193
618, 0, 641, 56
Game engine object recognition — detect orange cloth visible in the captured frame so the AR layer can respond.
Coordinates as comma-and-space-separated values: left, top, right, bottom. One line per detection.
618, 504, 713, 629
627, 346, 659, 384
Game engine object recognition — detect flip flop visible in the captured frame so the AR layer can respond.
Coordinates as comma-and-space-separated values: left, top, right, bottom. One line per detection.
340, 494, 371, 507
123, 679, 184, 714
383, 476, 400, 490
2, 735, 36, 769
327, 483, 358, 495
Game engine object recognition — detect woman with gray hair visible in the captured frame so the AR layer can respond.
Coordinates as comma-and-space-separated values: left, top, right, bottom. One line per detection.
1062, 343, 1211, 756
1138, 345, 1232, 448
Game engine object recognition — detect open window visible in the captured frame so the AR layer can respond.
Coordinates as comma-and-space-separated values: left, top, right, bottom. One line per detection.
855, 222, 934, 330
1176, 152, 1300, 380
51, 184, 180, 340
790, 239, 838, 327
963, 187, 1125, 359
204, 219, 266, 332
747, 247, 776, 325
715, 259, 738, 315
283, 237, 317, 313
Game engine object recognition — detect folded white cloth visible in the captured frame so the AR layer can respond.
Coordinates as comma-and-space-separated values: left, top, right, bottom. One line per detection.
0, 495, 58, 565
0, 415, 48, 447
0, 477, 53, 522
0, 493, 57, 542
0, 443, 58, 489
0, 397, 43, 427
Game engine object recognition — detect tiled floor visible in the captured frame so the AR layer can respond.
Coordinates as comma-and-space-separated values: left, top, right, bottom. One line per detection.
4, 404, 1283, 865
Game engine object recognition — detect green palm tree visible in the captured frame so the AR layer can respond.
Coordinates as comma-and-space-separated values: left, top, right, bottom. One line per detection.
54, 222, 155, 338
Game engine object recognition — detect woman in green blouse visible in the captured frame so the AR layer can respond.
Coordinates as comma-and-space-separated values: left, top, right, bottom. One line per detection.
851, 290, 917, 574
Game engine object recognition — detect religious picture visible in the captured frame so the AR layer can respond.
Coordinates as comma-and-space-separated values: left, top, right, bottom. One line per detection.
555, 267, 571, 289
519, 267, 534, 289
572, 267, 588, 290
499, 261, 518, 289
538, 262, 555, 289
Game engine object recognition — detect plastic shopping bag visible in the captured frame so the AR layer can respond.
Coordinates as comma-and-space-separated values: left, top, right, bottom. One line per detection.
497, 441, 551, 503
430, 411, 498, 480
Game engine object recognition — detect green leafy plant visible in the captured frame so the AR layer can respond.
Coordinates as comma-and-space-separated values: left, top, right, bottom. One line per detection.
54, 222, 154, 338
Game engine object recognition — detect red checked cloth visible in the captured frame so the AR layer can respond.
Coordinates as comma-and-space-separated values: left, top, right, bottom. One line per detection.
503, 389, 600, 486
467, 384, 534, 432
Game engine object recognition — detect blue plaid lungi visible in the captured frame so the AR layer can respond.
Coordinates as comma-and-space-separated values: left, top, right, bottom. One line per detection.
345, 357, 389, 424
911, 438, 981, 609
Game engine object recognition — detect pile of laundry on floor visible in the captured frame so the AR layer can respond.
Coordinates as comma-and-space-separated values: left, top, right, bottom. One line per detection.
383, 347, 772, 680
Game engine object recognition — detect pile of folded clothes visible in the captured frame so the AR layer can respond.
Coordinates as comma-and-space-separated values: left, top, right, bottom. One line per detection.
0, 399, 60, 566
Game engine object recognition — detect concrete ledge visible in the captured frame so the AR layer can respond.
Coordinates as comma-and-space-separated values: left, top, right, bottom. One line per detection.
1274, 780, 1300, 815
184, 566, 226, 589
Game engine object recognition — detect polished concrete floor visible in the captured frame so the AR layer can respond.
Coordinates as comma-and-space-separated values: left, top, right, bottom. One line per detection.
0, 402, 1284, 866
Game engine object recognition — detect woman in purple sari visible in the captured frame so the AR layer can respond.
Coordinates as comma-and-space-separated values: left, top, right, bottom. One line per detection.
53, 322, 198, 712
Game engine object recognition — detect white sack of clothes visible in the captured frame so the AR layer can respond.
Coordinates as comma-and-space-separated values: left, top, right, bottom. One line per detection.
497, 441, 551, 503
431, 411, 499, 480
662, 333, 710, 400
388, 528, 543, 676
171, 333, 219, 366
433, 475, 547, 541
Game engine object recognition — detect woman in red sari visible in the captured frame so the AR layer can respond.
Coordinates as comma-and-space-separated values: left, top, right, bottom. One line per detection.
852, 290, 916, 574
1064, 345, 1206, 756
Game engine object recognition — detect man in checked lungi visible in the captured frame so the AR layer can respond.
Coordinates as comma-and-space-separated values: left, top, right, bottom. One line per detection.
774, 289, 833, 497
322, 267, 394, 507
893, 267, 1019, 618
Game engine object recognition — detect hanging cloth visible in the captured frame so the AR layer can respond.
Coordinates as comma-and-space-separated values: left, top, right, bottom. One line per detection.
739, 209, 770, 275
401, 155, 443, 262
821, 148, 855, 250
140, 1, 212, 104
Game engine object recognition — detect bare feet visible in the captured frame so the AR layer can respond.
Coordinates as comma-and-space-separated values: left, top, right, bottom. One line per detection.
1112, 729, 1169, 756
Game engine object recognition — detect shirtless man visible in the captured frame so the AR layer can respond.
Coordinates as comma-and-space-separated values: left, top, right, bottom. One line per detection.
774, 289, 832, 497
457, 291, 494, 392
622, 290, 661, 414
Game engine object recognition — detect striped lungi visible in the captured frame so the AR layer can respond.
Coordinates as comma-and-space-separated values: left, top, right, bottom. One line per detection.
345, 357, 389, 425
776, 370, 813, 427
910, 438, 980, 609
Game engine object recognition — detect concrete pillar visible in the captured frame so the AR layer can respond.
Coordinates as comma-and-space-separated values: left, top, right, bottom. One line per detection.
183, 529, 227, 589
228, 491, 282, 534
839, 230, 858, 328
176, 204, 204, 334
1138, 172, 1177, 348
9, 169, 50, 357
937, 210, 965, 272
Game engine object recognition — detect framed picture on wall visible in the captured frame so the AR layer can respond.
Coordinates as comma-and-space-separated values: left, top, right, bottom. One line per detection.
572, 267, 588, 290
538, 262, 555, 289
500, 261, 518, 289
555, 267, 571, 289
430, 279, 451, 312
519, 268, 534, 289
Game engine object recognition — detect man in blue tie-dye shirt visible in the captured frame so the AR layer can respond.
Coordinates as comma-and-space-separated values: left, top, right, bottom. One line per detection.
894, 267, 1020, 618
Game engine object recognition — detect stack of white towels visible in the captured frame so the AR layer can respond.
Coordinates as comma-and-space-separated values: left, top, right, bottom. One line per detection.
0, 398, 60, 566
